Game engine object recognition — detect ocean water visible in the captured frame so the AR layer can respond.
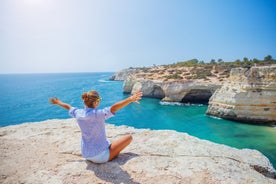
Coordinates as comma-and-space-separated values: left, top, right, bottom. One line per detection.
0, 72, 275, 168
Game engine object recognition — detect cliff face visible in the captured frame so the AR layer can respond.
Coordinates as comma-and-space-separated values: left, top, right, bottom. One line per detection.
123, 77, 219, 104
0, 119, 275, 183
206, 66, 276, 124
111, 65, 228, 104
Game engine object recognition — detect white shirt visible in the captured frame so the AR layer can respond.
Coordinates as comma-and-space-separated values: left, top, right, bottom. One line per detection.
69, 106, 114, 158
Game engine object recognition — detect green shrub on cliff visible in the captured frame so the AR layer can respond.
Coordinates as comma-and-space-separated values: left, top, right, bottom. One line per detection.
170, 59, 200, 67
165, 73, 183, 80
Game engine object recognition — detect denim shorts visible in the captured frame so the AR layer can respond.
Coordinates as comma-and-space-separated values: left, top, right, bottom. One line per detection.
87, 148, 110, 164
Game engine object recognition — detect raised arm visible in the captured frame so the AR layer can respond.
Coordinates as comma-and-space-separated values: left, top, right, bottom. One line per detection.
49, 97, 71, 110
110, 91, 143, 114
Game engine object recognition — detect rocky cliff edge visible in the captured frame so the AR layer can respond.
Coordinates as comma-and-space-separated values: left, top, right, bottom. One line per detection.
0, 119, 275, 184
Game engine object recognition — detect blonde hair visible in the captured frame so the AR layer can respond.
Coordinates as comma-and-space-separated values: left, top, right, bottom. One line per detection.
81, 90, 100, 108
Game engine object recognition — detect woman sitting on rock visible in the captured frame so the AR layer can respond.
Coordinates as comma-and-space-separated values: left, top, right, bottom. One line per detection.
49, 90, 142, 164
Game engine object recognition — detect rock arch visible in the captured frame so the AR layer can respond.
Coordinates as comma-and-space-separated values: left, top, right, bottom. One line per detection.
151, 85, 165, 99
181, 89, 212, 104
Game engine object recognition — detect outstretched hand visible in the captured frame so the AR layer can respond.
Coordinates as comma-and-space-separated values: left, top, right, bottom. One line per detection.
49, 97, 60, 105
129, 91, 143, 104
49, 97, 71, 110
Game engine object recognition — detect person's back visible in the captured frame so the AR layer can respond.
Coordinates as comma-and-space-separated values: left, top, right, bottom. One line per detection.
49, 90, 142, 164
69, 107, 113, 158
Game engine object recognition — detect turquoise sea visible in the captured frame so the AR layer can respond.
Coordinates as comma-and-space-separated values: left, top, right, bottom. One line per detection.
0, 72, 275, 168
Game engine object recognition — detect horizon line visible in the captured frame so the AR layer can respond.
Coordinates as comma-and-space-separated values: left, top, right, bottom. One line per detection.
0, 71, 117, 75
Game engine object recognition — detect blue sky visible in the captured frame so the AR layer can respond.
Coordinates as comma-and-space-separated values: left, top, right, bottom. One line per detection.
1, 0, 276, 73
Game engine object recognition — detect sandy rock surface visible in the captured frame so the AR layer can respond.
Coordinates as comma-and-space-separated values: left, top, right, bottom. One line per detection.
0, 119, 275, 184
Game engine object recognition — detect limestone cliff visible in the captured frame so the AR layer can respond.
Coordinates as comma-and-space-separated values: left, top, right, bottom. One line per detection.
123, 78, 219, 104
110, 65, 227, 104
206, 66, 276, 125
0, 119, 275, 183
109, 68, 139, 81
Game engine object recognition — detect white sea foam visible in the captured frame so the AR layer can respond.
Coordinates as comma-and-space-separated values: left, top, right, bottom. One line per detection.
207, 115, 222, 120
159, 102, 183, 106
159, 101, 204, 106
98, 79, 111, 83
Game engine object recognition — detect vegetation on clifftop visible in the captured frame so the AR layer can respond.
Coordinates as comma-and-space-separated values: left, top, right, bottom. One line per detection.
168, 55, 275, 68
128, 55, 276, 82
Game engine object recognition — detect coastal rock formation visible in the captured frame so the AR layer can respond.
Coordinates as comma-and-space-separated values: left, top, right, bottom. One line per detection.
0, 119, 275, 183
110, 65, 228, 104
109, 68, 139, 81
206, 66, 276, 124
123, 77, 219, 104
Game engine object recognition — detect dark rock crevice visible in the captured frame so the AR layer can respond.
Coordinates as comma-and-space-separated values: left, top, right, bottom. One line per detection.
181, 89, 212, 104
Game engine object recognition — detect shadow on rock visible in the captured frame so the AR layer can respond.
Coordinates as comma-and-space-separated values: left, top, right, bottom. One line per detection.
86, 152, 140, 184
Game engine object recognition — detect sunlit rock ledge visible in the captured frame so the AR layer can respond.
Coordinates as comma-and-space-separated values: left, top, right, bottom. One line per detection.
0, 119, 275, 183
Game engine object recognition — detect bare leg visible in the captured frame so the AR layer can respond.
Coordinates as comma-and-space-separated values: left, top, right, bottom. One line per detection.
108, 134, 133, 161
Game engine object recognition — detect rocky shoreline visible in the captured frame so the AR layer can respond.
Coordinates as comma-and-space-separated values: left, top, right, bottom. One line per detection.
110, 65, 276, 124
0, 119, 275, 183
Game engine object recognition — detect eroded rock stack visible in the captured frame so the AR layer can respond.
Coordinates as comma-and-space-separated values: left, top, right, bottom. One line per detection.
206, 66, 276, 125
